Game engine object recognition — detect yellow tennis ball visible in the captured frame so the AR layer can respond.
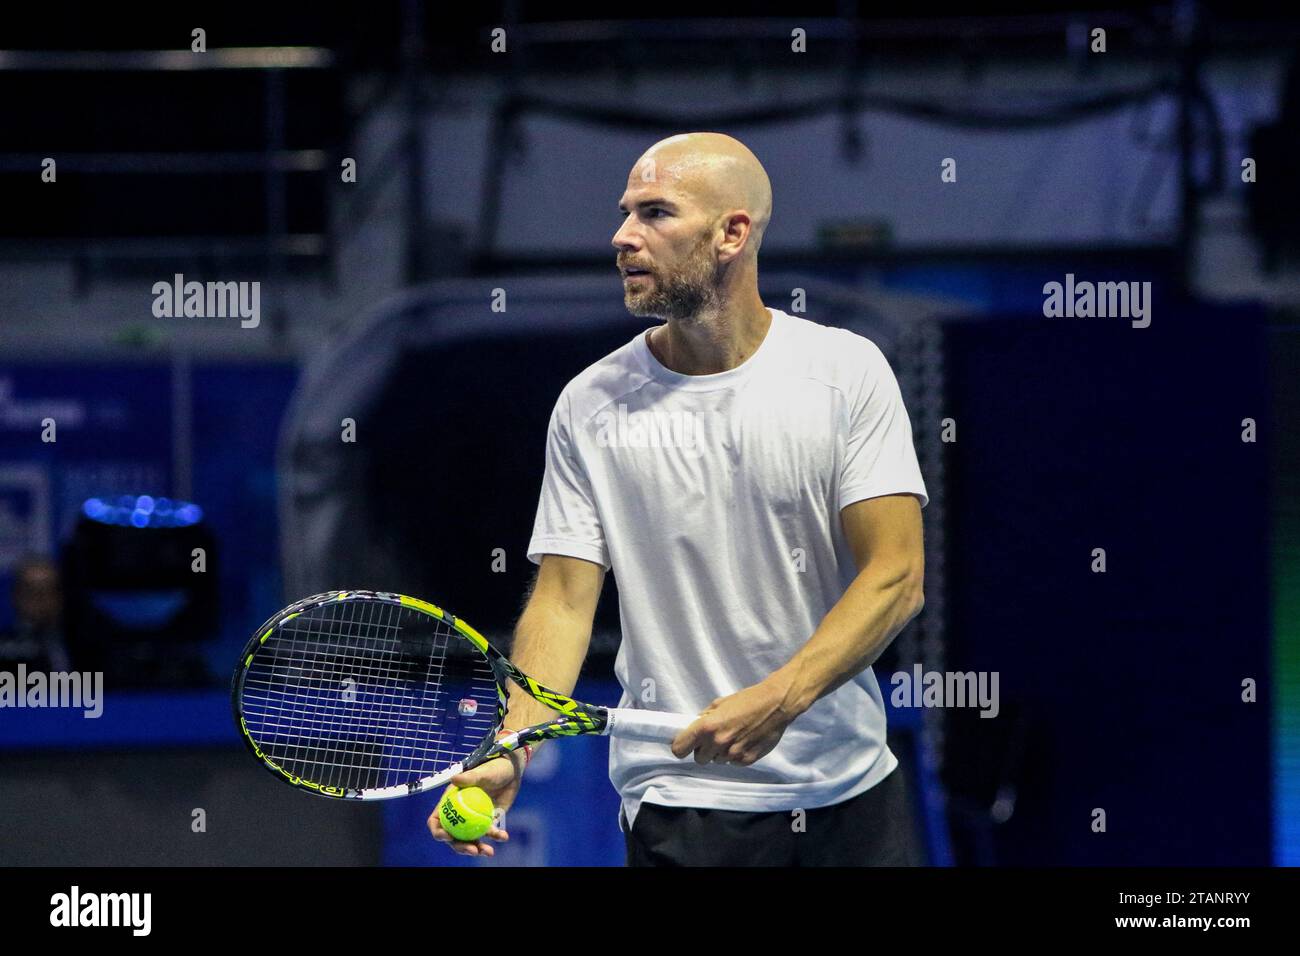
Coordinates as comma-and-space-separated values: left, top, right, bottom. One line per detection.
438, 785, 495, 841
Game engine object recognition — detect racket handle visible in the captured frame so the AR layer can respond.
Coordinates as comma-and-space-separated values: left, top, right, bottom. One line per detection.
604, 708, 693, 743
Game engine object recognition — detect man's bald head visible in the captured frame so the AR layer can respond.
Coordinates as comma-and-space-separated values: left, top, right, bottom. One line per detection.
632, 132, 772, 258
614, 132, 772, 322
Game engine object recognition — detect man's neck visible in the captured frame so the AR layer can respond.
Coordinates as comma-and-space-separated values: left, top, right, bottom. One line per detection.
647, 298, 771, 376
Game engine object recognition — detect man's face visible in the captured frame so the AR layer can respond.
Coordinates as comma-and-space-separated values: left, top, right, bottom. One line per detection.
14, 565, 61, 630
612, 168, 720, 322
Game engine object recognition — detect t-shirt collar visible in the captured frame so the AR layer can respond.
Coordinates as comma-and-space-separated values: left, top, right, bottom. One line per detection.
635, 307, 784, 391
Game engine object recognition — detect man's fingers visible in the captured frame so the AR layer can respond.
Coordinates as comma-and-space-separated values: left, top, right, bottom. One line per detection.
427, 810, 450, 842
429, 820, 509, 856
427, 807, 511, 847
671, 722, 703, 759
676, 715, 779, 767
694, 739, 723, 764
452, 827, 510, 856
452, 758, 514, 791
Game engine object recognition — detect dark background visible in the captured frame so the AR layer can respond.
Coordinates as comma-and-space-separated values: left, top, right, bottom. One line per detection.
0, 1, 1291, 867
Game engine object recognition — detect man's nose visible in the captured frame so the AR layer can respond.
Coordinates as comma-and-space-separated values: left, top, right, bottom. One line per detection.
612, 218, 641, 252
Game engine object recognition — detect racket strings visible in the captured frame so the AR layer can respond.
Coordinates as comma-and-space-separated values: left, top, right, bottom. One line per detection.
240, 599, 499, 793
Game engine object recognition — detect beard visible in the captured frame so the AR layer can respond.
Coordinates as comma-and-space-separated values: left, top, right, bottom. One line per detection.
623, 229, 720, 323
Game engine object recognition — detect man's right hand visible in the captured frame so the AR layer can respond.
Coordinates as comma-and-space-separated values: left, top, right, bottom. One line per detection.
426, 750, 525, 857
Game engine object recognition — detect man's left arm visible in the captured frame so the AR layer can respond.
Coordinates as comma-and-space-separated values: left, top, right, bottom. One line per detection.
671, 493, 924, 765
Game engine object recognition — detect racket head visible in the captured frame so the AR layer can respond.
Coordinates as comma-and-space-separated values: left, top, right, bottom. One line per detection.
231, 590, 507, 800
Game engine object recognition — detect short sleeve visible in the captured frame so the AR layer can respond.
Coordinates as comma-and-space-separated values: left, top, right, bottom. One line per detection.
527, 389, 611, 569
838, 339, 929, 512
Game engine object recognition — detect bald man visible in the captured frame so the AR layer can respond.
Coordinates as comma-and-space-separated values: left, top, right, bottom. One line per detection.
429, 132, 928, 866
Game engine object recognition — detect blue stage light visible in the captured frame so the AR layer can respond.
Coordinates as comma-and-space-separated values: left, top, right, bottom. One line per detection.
82, 496, 205, 529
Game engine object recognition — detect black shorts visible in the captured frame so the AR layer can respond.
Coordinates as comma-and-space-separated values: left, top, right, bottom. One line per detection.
620, 767, 924, 867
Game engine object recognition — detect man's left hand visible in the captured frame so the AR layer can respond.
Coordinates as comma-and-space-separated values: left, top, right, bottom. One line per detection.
670, 676, 802, 766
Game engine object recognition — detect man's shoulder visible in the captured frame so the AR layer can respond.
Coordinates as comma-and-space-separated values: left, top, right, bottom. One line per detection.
552, 332, 652, 423
774, 311, 889, 377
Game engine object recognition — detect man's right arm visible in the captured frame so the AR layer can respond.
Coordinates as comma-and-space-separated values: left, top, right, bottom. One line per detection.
503, 553, 606, 744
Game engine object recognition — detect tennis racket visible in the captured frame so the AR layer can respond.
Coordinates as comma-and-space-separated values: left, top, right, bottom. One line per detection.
232, 589, 692, 800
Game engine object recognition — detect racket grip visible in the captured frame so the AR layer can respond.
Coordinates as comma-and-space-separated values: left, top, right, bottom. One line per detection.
604, 708, 693, 743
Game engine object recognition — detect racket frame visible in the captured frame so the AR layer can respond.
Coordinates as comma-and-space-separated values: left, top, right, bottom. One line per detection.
233, 590, 623, 800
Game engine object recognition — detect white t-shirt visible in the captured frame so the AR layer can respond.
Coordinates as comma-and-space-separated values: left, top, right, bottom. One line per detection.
527, 307, 928, 829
